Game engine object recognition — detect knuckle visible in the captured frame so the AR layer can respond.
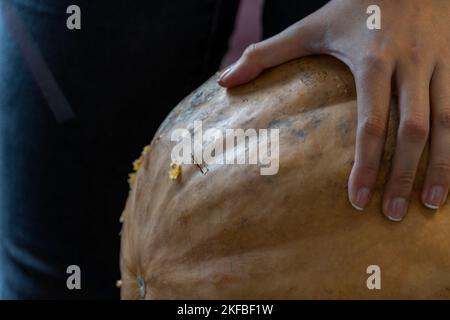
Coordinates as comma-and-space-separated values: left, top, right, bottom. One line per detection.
243, 43, 262, 62
359, 113, 387, 139
436, 107, 450, 129
406, 40, 428, 64
400, 116, 429, 141
355, 163, 379, 177
359, 52, 390, 74
407, 48, 423, 64
392, 171, 416, 189
429, 161, 450, 177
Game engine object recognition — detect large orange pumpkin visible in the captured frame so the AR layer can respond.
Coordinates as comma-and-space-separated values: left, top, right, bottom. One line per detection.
120, 56, 450, 299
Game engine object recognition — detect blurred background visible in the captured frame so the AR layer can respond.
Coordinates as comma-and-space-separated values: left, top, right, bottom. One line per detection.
221, 0, 262, 68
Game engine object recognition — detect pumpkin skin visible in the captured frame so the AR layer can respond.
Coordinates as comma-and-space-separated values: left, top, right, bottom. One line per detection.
120, 56, 450, 300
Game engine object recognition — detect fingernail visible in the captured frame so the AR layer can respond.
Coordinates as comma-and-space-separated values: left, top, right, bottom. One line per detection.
386, 197, 407, 222
351, 187, 371, 211
218, 65, 234, 84
424, 185, 444, 209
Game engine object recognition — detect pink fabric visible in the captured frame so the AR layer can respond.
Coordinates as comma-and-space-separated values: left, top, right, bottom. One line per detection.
221, 0, 263, 68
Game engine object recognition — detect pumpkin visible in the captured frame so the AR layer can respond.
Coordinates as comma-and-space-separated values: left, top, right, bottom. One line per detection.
120, 56, 450, 299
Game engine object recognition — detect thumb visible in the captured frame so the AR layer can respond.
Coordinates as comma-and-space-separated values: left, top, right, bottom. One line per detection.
218, 16, 326, 88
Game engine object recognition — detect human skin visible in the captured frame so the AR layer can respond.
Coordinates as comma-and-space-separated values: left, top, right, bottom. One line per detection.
218, 0, 450, 222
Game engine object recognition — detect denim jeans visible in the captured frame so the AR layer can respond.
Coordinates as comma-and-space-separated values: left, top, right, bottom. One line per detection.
0, 0, 327, 299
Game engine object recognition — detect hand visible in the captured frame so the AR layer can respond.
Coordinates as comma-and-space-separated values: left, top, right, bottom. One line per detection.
218, 0, 450, 221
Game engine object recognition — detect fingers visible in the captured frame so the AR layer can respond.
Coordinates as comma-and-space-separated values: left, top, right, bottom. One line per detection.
348, 58, 393, 211
218, 16, 325, 88
422, 63, 450, 209
382, 64, 432, 221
